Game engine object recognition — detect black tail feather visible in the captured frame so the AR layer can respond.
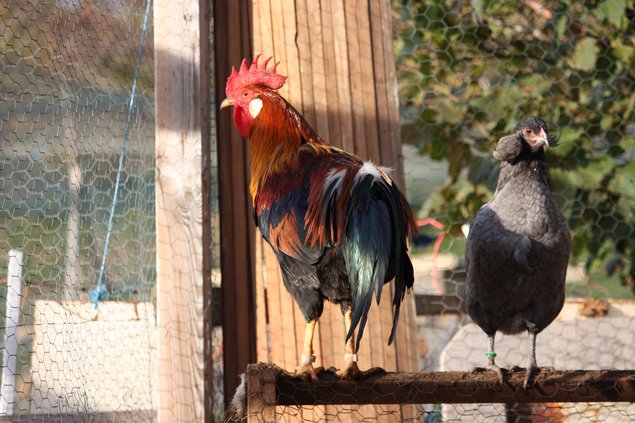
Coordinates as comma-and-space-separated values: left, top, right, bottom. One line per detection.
344, 173, 415, 351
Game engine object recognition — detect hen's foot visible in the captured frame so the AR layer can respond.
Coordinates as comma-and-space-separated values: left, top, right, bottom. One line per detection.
523, 365, 538, 388
488, 364, 505, 386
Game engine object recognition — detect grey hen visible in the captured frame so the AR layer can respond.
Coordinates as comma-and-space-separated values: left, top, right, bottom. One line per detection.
465, 117, 571, 387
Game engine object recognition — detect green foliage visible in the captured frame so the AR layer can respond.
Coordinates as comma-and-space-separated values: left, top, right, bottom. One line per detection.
394, 0, 635, 288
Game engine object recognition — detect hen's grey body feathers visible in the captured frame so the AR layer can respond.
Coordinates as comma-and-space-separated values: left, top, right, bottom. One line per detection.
465, 118, 571, 386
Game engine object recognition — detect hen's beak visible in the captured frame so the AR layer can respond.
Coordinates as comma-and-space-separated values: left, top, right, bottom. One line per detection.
537, 127, 549, 149
220, 97, 233, 110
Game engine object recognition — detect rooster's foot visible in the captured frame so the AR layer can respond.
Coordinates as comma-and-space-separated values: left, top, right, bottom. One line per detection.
337, 362, 385, 380
294, 363, 323, 382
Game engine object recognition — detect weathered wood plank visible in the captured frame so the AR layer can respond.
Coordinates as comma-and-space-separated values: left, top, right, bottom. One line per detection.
305, 0, 331, 139
214, 0, 257, 411
154, 0, 206, 420
210, 291, 466, 327
328, 0, 356, 154
246, 365, 277, 423
252, 0, 273, 368
243, 364, 635, 405
199, 0, 214, 418
294, 0, 316, 126
356, 3, 382, 163
344, 0, 368, 159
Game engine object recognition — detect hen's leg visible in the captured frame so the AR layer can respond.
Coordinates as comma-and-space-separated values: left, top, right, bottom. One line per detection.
486, 334, 505, 385
524, 331, 538, 388
295, 319, 319, 382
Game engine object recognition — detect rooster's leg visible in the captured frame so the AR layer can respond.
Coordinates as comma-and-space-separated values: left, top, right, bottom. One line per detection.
338, 307, 361, 380
336, 308, 385, 380
294, 318, 319, 382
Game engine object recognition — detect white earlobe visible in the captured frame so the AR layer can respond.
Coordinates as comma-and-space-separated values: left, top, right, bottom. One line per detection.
249, 98, 263, 118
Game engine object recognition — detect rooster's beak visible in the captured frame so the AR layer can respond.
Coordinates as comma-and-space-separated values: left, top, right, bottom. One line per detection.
220, 98, 233, 109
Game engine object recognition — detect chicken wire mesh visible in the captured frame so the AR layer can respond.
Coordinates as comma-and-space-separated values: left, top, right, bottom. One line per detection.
0, 0, 220, 420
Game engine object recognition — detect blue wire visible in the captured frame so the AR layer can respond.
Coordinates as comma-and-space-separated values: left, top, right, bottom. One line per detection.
93, 0, 153, 308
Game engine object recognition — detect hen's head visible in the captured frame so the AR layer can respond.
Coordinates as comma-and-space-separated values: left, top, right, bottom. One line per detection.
220, 54, 287, 138
515, 117, 557, 152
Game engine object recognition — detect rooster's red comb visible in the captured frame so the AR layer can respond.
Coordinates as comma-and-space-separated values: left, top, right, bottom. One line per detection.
225, 54, 287, 97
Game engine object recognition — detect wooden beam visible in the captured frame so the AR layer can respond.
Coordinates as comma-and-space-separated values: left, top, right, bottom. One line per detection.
245, 363, 635, 406
246, 364, 277, 423
213, 0, 257, 412
154, 0, 207, 420
199, 0, 214, 418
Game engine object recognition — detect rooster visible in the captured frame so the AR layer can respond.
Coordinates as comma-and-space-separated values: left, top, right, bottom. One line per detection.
465, 118, 571, 387
220, 55, 416, 380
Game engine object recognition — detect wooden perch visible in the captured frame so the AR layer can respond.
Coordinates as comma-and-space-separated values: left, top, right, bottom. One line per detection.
246, 363, 635, 409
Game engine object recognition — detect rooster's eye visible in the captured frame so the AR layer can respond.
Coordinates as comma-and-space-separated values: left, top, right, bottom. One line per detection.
242, 91, 249, 97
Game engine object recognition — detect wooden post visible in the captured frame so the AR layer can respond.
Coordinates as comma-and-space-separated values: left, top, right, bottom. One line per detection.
213, 0, 257, 411
154, 0, 210, 420
0, 250, 24, 416
246, 364, 277, 423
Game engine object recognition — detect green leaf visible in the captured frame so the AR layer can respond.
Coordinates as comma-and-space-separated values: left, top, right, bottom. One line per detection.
556, 16, 568, 37
608, 161, 635, 198
612, 38, 635, 64
580, 157, 615, 185
555, 127, 582, 156
571, 37, 599, 72
619, 136, 635, 151
518, 74, 550, 97
594, 0, 627, 26
471, 0, 484, 21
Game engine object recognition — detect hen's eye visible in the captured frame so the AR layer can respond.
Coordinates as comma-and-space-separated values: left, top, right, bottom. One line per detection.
242, 91, 249, 97
525, 128, 533, 134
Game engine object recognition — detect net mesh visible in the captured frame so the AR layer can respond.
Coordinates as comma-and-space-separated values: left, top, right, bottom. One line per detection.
2, 0, 157, 419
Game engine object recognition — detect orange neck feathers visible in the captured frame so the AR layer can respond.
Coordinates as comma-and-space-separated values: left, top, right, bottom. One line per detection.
248, 92, 326, 200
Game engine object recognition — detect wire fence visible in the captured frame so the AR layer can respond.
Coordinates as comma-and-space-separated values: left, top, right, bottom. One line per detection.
1, 0, 159, 419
